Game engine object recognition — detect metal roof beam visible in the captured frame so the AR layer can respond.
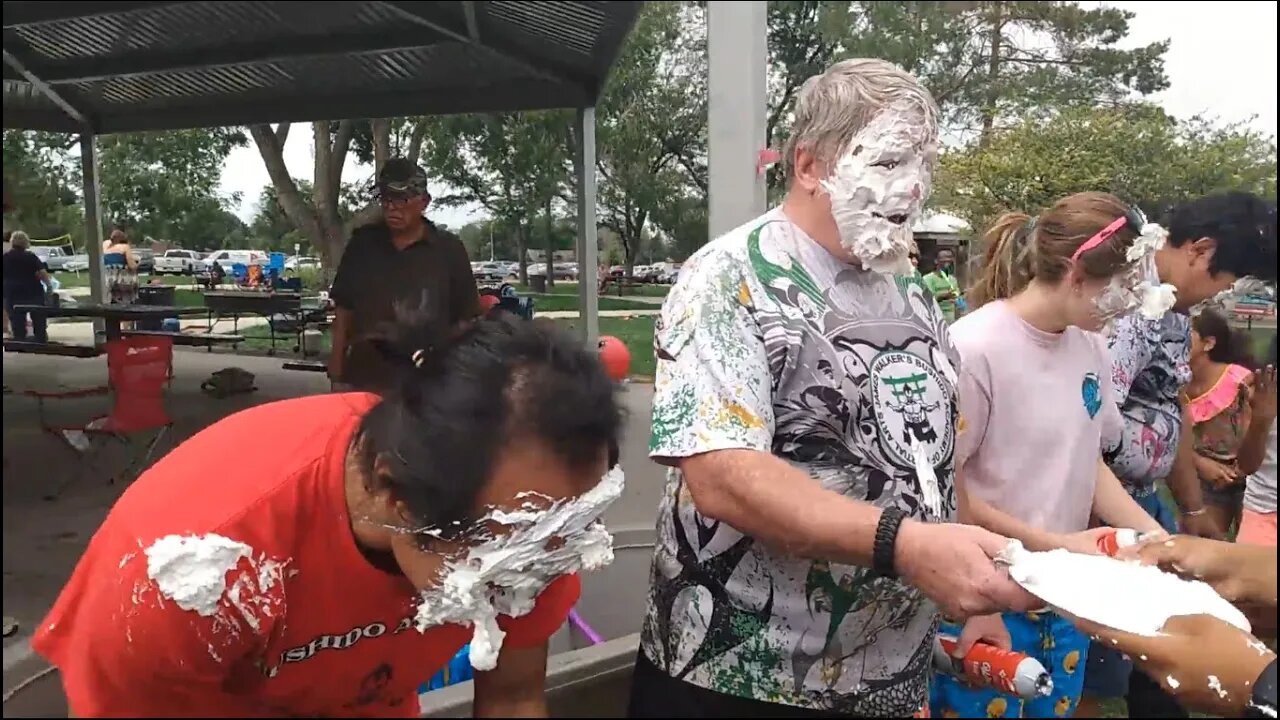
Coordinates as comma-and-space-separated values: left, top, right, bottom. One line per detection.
462, 1, 481, 42
1, 48, 90, 127
30, 28, 453, 85
93, 78, 590, 134
378, 1, 594, 90
2, 1, 181, 28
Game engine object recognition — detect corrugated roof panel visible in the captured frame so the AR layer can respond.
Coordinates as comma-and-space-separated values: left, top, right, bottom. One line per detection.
487, 1, 606, 56
82, 64, 285, 106
2, 0, 643, 133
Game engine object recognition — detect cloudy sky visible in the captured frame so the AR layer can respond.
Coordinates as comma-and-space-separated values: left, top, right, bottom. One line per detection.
216, 1, 1278, 230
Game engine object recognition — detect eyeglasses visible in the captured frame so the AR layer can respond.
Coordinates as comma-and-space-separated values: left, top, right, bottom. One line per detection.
379, 195, 419, 210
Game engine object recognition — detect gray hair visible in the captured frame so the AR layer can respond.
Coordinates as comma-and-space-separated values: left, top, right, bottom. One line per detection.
10, 230, 30, 249
781, 58, 939, 179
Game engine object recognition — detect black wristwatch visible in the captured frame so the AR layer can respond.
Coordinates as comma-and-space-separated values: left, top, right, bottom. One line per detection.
873, 507, 908, 579
1245, 657, 1277, 719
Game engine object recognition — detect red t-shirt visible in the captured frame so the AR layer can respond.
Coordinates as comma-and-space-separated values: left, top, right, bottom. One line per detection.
32, 393, 579, 718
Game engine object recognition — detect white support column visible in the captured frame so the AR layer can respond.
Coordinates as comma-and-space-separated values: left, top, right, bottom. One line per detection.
80, 133, 107, 338
707, 1, 768, 239
575, 106, 599, 346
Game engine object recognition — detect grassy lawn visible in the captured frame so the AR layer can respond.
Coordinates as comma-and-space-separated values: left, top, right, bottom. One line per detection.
552, 315, 657, 379
530, 294, 655, 312
513, 281, 671, 299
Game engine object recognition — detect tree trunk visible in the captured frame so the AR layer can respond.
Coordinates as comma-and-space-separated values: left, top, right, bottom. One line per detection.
249, 123, 326, 258
543, 196, 555, 289
516, 224, 529, 285
372, 119, 392, 171
979, 2, 1005, 147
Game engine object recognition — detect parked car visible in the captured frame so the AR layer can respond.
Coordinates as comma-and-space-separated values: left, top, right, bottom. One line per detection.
132, 248, 156, 273
32, 245, 75, 272
201, 249, 268, 273
285, 255, 321, 271
473, 261, 512, 282
553, 262, 579, 280
154, 248, 201, 275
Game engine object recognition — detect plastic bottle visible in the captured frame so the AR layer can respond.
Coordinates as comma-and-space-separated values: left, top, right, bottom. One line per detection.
1096, 528, 1140, 557
933, 635, 1054, 699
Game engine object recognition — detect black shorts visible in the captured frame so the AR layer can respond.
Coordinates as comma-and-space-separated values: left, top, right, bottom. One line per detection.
627, 651, 842, 719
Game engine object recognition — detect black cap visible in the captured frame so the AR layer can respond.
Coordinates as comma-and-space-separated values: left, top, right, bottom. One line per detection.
374, 158, 428, 199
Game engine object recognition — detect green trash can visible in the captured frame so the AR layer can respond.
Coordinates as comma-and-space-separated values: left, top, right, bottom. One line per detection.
530, 274, 547, 293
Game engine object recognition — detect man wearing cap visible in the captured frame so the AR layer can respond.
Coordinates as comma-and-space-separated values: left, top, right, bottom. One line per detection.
328, 158, 479, 392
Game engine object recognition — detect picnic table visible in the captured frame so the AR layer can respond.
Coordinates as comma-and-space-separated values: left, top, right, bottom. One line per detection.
13, 302, 209, 344
201, 290, 330, 355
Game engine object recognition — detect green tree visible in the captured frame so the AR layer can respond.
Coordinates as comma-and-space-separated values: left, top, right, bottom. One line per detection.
933, 103, 1277, 232
1, 130, 83, 243
593, 1, 707, 272
97, 128, 246, 242
761, 1, 1170, 189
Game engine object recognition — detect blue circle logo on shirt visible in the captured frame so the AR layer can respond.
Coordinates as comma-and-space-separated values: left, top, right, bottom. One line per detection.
1082, 373, 1102, 419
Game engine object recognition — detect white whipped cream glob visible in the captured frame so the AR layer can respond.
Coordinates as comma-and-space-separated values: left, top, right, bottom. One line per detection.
820, 103, 937, 275
414, 467, 626, 671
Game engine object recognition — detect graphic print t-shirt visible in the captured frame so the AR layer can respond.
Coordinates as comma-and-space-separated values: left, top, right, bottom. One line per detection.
32, 393, 577, 718
1104, 311, 1192, 491
641, 209, 960, 714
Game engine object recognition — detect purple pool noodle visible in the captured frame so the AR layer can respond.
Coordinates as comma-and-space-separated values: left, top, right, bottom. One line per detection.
568, 609, 604, 645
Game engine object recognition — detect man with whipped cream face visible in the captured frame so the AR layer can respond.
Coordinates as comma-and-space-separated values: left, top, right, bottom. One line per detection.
33, 310, 623, 718
629, 59, 1038, 718
1081, 191, 1278, 719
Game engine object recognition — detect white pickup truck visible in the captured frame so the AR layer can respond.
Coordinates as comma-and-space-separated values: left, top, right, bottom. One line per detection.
153, 248, 201, 275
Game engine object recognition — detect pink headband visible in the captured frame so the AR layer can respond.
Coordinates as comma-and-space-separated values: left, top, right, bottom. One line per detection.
1071, 216, 1128, 262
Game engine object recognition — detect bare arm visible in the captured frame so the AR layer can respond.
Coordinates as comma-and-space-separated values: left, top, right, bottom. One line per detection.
1238, 367, 1276, 475
956, 466, 1060, 551
328, 307, 352, 382
1092, 460, 1164, 533
1168, 397, 1208, 514
679, 450, 880, 564
1237, 419, 1273, 476
472, 642, 549, 718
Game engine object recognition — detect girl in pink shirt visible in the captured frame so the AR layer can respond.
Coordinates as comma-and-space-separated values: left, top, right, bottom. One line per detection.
930, 192, 1165, 720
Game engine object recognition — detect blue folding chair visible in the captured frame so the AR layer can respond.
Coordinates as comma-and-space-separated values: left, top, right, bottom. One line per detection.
268, 253, 286, 276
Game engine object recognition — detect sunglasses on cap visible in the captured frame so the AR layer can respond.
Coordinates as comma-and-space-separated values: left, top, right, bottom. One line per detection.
1071, 204, 1147, 262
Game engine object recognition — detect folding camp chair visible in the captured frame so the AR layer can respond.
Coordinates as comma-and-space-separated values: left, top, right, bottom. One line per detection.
26, 335, 175, 499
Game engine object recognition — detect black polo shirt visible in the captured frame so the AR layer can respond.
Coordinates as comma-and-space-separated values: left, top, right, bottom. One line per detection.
330, 219, 478, 390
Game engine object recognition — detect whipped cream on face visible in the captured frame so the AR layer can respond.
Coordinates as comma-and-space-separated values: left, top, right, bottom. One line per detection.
821, 103, 936, 275
1096, 222, 1177, 327
1001, 540, 1251, 637
414, 467, 625, 670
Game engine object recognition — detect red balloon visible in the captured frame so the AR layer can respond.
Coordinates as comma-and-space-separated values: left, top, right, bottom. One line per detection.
597, 335, 630, 381
478, 294, 500, 312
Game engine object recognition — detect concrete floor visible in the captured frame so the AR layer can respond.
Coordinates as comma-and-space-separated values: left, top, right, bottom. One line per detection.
1, 348, 662, 715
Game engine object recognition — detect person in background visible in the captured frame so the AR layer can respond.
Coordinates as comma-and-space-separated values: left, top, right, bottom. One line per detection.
629, 58, 1035, 720
933, 193, 1165, 719
1186, 309, 1258, 538
329, 159, 479, 393
1238, 337, 1277, 546
1074, 534, 1277, 718
908, 245, 923, 280
32, 310, 622, 717
3, 230, 53, 343
2, 229, 11, 338
1086, 191, 1278, 719
103, 228, 139, 306
923, 247, 961, 322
